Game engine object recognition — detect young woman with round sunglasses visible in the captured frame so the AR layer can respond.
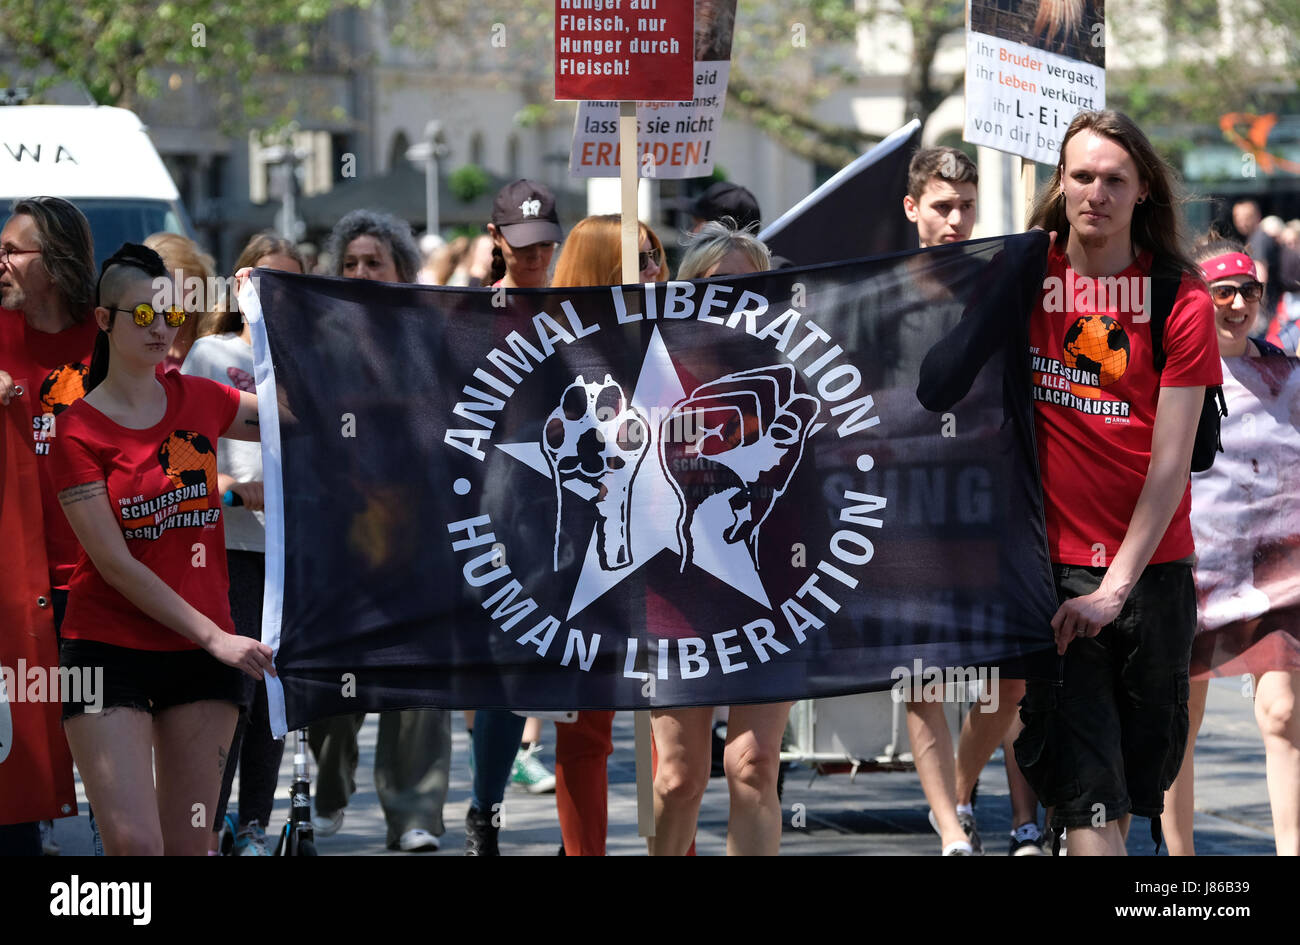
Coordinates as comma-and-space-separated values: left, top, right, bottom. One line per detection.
1162, 237, 1300, 856
51, 243, 274, 855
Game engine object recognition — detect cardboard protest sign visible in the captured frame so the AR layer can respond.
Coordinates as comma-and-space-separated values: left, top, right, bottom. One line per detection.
964, 0, 1106, 164
569, 0, 734, 178
555, 0, 695, 103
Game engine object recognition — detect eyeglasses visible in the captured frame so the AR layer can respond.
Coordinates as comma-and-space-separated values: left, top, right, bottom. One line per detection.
1209, 281, 1264, 305
639, 248, 663, 271
0, 246, 40, 266
109, 303, 187, 328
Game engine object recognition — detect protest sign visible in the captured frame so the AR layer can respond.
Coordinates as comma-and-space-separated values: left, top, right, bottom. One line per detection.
570, 0, 734, 178
555, 0, 695, 103
964, 0, 1106, 165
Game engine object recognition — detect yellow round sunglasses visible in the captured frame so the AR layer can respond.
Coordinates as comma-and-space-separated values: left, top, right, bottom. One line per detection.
108, 303, 187, 328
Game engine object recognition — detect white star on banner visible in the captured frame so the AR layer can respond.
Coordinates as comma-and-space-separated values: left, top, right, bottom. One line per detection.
494, 326, 772, 619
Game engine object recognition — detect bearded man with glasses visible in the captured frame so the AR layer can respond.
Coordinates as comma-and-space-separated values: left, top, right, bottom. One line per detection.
0, 196, 100, 856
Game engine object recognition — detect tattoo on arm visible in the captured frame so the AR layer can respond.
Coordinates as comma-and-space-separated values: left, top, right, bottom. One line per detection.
58, 481, 107, 506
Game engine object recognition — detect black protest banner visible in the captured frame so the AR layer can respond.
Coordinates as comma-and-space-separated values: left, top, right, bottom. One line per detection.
247, 232, 1056, 733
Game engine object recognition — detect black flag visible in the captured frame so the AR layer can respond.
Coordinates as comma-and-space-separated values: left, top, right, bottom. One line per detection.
247, 233, 1055, 734
759, 121, 923, 265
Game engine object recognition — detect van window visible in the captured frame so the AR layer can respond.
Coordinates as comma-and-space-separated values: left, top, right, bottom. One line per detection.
69, 199, 188, 268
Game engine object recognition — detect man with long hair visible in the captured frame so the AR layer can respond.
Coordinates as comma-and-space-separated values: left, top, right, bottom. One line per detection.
0, 197, 98, 855
1016, 111, 1219, 856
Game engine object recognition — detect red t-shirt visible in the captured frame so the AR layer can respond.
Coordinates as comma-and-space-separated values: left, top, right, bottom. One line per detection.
50, 372, 241, 651
0, 307, 99, 589
1030, 248, 1221, 565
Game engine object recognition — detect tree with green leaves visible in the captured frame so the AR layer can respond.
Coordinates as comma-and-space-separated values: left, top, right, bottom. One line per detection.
393, 0, 968, 168
1105, 0, 1300, 129
0, 0, 369, 125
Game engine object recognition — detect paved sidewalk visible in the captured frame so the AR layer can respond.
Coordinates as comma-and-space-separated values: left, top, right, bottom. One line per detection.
49, 678, 1277, 856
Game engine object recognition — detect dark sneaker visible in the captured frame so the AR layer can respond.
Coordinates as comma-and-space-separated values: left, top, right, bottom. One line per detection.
465, 806, 500, 856
1009, 822, 1045, 856
958, 811, 984, 855
928, 808, 984, 856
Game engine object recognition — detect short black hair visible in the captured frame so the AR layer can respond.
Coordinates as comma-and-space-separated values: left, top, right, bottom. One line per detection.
96, 242, 168, 309
87, 243, 171, 393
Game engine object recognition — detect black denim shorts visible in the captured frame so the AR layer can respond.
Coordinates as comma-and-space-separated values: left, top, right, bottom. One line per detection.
1014, 559, 1196, 829
60, 637, 250, 721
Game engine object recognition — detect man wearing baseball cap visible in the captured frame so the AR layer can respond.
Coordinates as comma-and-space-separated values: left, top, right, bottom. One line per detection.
486, 180, 564, 289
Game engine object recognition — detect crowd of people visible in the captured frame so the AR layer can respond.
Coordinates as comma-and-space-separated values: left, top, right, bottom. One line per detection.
1, 107, 1298, 857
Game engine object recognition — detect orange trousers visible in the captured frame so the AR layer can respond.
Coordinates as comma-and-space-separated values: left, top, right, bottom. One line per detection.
555, 711, 696, 856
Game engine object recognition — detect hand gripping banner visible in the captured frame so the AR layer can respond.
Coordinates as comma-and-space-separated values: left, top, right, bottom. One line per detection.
245, 233, 1057, 735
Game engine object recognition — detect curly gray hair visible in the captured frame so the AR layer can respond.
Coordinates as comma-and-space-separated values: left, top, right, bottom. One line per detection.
326, 208, 421, 283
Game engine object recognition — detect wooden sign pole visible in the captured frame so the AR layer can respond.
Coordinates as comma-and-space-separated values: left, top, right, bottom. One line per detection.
1021, 157, 1036, 227
619, 99, 656, 841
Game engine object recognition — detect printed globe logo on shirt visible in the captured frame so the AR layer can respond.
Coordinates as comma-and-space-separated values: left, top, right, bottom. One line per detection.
29, 361, 90, 456
1031, 273, 1150, 421
443, 281, 886, 689
116, 430, 221, 541
157, 430, 217, 489
39, 362, 89, 415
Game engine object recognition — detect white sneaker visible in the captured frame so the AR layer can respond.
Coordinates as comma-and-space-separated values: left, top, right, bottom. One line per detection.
397, 828, 440, 852
312, 808, 344, 837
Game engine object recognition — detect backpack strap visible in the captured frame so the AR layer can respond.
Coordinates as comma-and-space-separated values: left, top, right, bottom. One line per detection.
1147, 259, 1183, 374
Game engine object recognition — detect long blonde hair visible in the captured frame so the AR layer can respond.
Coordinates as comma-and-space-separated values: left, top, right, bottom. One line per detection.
1032, 0, 1085, 52
551, 214, 668, 287
144, 232, 215, 355
677, 219, 770, 280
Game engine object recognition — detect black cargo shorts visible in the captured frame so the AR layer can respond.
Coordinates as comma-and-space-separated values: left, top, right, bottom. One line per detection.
1014, 559, 1196, 829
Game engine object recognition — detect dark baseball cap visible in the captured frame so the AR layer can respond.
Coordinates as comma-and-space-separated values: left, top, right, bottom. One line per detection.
491, 179, 563, 246
690, 181, 761, 230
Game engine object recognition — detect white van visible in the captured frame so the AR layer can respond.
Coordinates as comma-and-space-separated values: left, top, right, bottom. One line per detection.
0, 104, 193, 266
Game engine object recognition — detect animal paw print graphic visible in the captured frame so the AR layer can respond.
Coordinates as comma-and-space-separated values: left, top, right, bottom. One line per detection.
542, 375, 649, 571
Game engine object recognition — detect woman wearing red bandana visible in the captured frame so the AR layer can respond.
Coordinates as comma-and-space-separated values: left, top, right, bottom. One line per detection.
1162, 239, 1300, 856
